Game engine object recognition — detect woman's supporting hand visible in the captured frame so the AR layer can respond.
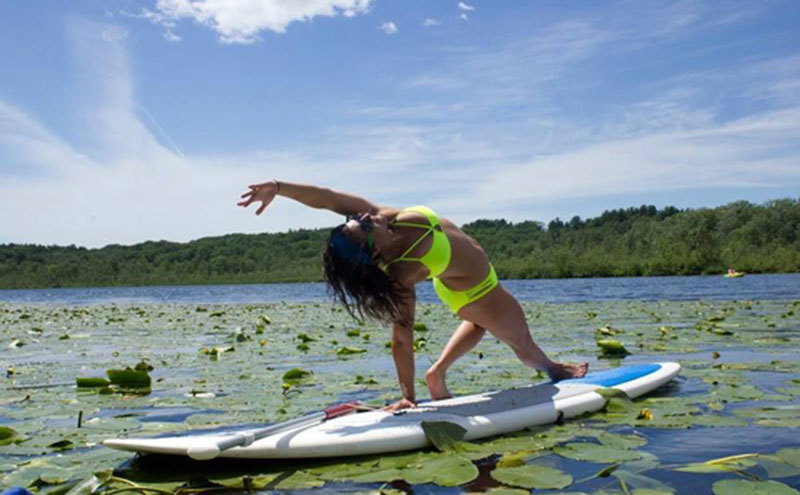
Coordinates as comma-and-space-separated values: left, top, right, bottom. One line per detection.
383, 398, 417, 412
238, 181, 279, 215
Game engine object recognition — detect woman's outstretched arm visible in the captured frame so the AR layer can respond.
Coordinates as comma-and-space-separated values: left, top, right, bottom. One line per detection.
238, 180, 380, 216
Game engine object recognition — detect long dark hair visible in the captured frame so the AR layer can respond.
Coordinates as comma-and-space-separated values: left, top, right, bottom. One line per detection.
323, 225, 409, 323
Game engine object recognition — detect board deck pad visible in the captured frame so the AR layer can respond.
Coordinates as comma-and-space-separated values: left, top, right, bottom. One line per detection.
104, 362, 680, 459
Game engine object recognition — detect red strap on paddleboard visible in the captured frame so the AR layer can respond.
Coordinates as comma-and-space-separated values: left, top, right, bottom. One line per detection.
323, 401, 360, 419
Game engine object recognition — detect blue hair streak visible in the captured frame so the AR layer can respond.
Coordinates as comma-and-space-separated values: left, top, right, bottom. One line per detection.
330, 231, 373, 266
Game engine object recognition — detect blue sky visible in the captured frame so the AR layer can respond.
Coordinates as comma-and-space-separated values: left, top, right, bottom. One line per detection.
1, 0, 799, 247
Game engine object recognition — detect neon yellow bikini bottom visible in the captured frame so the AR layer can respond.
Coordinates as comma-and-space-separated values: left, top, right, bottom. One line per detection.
433, 265, 499, 314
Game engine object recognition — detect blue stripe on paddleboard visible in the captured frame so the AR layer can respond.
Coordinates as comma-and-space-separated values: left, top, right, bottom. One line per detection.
566, 363, 662, 387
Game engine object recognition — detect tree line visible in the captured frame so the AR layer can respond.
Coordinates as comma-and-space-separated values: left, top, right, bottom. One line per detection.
1, 198, 798, 289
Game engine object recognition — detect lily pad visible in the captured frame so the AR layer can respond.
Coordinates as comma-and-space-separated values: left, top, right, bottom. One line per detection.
282, 367, 311, 380
712, 479, 800, 495
421, 421, 467, 452
0, 426, 19, 445
597, 431, 648, 449
674, 453, 759, 474
400, 453, 478, 486
612, 469, 675, 494
337, 346, 367, 355
76, 377, 111, 388
106, 368, 151, 388
597, 339, 631, 357
554, 442, 644, 462
491, 464, 573, 490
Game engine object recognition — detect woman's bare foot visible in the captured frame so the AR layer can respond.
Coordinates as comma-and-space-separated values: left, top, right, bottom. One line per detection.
425, 367, 453, 400
547, 361, 589, 381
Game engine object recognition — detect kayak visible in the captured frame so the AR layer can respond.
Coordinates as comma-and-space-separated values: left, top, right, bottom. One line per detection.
104, 362, 680, 460
724, 272, 745, 278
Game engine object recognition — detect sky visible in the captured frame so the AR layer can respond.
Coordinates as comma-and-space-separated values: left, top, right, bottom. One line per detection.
1, 0, 799, 248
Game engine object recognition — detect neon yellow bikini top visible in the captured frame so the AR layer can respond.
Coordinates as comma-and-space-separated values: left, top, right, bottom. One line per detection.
382, 206, 452, 278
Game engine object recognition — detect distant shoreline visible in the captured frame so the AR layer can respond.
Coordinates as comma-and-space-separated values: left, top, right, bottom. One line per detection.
2, 198, 798, 290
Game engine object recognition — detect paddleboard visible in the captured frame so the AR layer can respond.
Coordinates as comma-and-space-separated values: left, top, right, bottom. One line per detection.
104, 361, 680, 459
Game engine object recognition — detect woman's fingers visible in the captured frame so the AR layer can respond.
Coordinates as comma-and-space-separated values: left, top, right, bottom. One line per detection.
239, 182, 275, 213
382, 398, 416, 412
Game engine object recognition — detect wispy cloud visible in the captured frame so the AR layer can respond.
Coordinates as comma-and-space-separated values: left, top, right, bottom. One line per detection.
458, 2, 475, 12
379, 21, 398, 35
0, 20, 392, 247
163, 29, 181, 42
469, 107, 800, 208
138, 0, 374, 44
422, 18, 440, 27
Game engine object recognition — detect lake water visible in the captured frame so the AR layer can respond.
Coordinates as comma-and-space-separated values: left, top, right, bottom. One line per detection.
2, 274, 799, 494
1, 273, 798, 305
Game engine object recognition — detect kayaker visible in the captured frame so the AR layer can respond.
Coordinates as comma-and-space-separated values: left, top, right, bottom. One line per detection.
238, 180, 588, 410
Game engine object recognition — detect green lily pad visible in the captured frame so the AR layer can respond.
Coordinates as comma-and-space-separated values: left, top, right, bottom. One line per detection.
758, 455, 800, 479
76, 377, 111, 388
282, 367, 311, 380
274, 471, 325, 490
106, 368, 151, 388
776, 448, 800, 467
308, 457, 402, 483
64, 470, 113, 495
674, 453, 759, 473
712, 479, 800, 495
482, 488, 531, 495
597, 387, 639, 414
400, 453, 478, 486
597, 339, 631, 357
0, 426, 20, 446
491, 463, 573, 490
612, 469, 675, 494
2, 462, 72, 488
47, 439, 75, 451
597, 432, 648, 449
554, 442, 644, 462
337, 346, 367, 355
297, 332, 317, 342
421, 421, 467, 452
734, 406, 800, 427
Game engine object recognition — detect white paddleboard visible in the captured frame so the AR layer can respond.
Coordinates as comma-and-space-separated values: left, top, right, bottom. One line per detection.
104, 362, 680, 459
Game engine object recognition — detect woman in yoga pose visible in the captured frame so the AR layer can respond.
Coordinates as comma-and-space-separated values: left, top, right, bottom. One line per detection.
238, 180, 588, 410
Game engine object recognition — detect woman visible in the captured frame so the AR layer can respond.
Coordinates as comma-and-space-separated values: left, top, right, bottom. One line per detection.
238, 180, 588, 410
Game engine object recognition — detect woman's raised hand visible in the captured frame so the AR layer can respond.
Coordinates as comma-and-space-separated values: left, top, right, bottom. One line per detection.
238, 181, 279, 215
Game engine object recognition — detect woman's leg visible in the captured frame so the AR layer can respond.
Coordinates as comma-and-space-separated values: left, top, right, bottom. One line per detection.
426, 319, 486, 400
458, 284, 588, 380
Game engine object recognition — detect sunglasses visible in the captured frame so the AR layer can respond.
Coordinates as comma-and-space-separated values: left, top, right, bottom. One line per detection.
346, 214, 374, 253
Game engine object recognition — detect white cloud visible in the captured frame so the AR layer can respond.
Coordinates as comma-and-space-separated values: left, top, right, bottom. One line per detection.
0, 20, 395, 247
458, 2, 475, 11
471, 107, 800, 207
422, 18, 440, 27
379, 21, 398, 35
142, 0, 373, 44
163, 29, 181, 42
460, 13, 468, 21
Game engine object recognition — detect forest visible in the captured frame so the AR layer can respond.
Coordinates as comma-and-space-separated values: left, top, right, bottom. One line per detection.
1, 199, 798, 289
